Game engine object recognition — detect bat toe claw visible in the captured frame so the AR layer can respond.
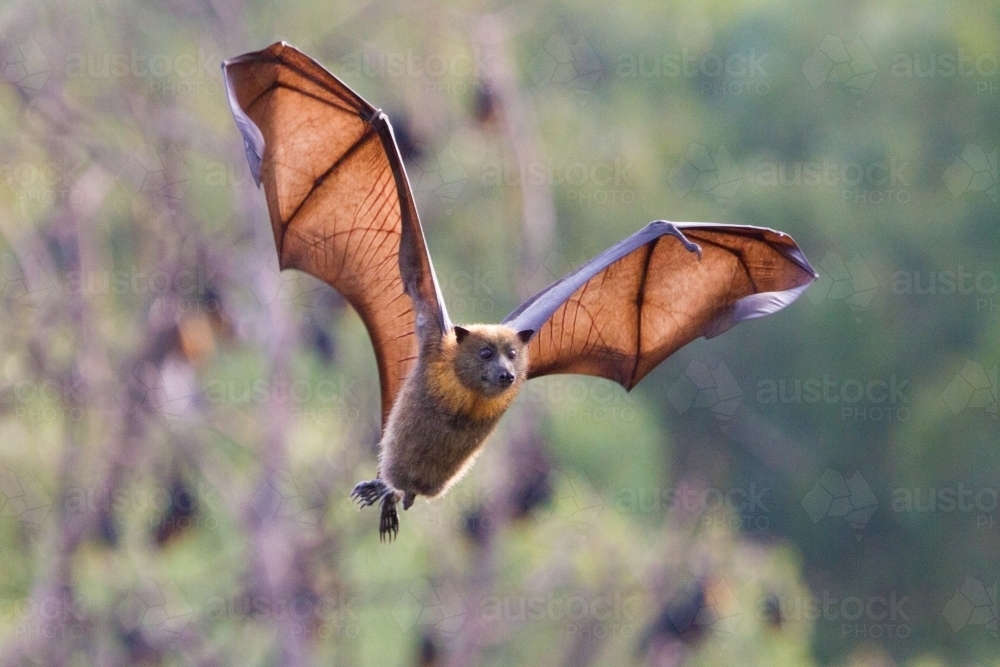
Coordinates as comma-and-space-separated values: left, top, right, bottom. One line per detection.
379, 495, 400, 542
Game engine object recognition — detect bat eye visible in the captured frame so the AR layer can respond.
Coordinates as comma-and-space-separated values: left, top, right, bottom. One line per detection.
507, 349, 517, 360
479, 348, 494, 360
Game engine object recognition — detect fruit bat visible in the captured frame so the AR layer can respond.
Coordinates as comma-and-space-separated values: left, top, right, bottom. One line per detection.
222, 43, 817, 541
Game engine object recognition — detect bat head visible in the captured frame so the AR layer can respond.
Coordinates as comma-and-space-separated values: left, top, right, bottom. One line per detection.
452, 325, 532, 398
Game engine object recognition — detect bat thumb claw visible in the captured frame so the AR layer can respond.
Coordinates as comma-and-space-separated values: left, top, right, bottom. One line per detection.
655, 221, 702, 259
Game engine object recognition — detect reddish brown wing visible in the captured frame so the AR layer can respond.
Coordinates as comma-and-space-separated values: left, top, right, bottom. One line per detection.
502, 222, 816, 390
223, 42, 450, 427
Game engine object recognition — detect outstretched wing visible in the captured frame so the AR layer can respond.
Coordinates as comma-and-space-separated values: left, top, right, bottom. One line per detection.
502, 221, 816, 389
223, 42, 450, 427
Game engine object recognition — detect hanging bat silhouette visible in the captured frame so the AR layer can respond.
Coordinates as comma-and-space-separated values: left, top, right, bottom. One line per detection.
222, 43, 817, 541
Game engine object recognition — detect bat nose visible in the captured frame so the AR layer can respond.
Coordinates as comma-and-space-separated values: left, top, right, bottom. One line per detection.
498, 371, 514, 387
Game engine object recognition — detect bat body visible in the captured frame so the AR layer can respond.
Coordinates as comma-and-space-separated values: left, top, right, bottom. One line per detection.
222, 43, 818, 541
357, 324, 531, 536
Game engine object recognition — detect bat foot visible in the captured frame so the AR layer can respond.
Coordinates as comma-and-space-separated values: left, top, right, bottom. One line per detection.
379, 494, 400, 542
351, 478, 391, 508
351, 478, 403, 541
402, 491, 416, 510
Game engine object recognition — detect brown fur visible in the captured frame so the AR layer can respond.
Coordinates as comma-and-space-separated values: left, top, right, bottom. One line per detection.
378, 324, 529, 499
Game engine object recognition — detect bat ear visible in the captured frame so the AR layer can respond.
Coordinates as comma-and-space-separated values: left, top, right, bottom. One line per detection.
517, 329, 534, 344
454, 326, 470, 344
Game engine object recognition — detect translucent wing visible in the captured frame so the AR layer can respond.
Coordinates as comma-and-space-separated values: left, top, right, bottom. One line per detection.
503, 222, 816, 389
223, 42, 450, 427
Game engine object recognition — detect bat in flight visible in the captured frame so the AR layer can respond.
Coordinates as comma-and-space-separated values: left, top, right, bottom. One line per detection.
222, 42, 817, 541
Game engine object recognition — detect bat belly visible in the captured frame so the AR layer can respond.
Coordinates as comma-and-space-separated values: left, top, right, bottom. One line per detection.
380, 405, 500, 499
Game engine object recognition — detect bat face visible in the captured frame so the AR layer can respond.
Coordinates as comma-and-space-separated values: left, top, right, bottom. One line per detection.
452, 325, 530, 398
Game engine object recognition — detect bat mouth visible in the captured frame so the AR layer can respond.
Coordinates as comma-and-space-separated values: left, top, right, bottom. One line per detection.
482, 374, 515, 390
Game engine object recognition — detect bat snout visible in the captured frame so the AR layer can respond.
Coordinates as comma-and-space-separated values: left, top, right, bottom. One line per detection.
478, 363, 517, 394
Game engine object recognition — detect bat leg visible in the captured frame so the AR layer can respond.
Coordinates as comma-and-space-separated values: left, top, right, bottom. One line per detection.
402, 491, 416, 510
379, 494, 400, 542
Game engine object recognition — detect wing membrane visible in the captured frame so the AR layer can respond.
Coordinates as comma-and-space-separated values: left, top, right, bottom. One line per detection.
223, 42, 450, 426
503, 222, 816, 389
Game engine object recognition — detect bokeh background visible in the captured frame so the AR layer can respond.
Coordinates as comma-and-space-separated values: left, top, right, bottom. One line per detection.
1, 1, 998, 665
